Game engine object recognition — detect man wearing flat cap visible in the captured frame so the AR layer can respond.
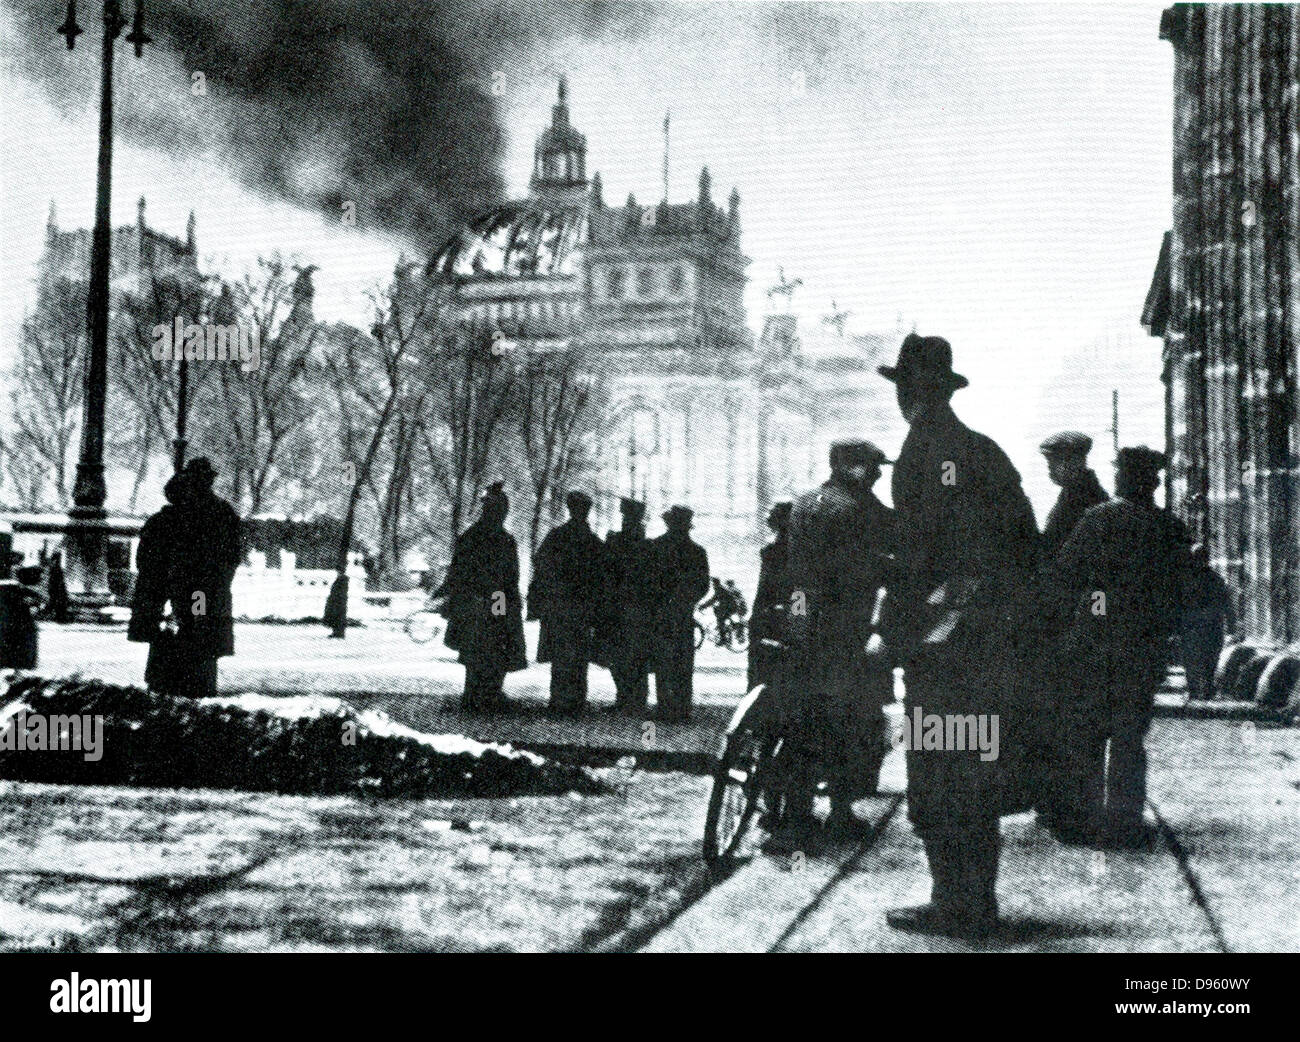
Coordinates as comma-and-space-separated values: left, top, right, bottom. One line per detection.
603, 497, 657, 713
765, 440, 897, 853
649, 506, 710, 721
1039, 431, 1108, 561
876, 334, 1040, 939
437, 481, 528, 711
1044, 446, 1191, 847
529, 490, 607, 716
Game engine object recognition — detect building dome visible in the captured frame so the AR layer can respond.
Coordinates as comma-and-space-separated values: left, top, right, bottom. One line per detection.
430, 202, 589, 280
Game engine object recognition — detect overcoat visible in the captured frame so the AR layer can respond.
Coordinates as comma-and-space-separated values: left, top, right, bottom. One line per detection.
603, 527, 655, 656
529, 518, 606, 664
1040, 468, 1108, 562
881, 403, 1040, 828
129, 491, 242, 659
1046, 498, 1191, 720
786, 476, 898, 795
439, 518, 528, 675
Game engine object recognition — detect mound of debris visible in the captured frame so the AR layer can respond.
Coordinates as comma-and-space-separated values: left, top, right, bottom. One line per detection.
0, 676, 606, 799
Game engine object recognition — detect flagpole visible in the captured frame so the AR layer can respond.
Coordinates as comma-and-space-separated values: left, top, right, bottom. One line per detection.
662, 109, 670, 203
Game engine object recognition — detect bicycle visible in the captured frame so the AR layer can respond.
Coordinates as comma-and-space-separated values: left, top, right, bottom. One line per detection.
403, 602, 446, 644
693, 610, 750, 653
702, 638, 788, 868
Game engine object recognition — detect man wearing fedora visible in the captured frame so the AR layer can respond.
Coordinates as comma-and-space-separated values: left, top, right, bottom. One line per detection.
529, 490, 607, 716
649, 505, 710, 722
767, 440, 897, 854
1039, 431, 1108, 562
1044, 446, 1191, 847
876, 334, 1040, 939
604, 497, 656, 713
128, 458, 242, 698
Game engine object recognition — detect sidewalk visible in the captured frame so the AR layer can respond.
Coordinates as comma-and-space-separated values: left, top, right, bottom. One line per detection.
642, 714, 1300, 952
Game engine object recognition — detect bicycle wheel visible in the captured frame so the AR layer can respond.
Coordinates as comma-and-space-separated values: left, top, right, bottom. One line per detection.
725, 620, 749, 653
702, 728, 777, 868
694, 620, 707, 650
405, 610, 444, 644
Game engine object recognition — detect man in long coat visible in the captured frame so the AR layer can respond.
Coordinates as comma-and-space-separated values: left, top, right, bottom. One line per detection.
747, 500, 793, 692
128, 458, 242, 697
604, 497, 656, 713
529, 491, 606, 716
768, 441, 897, 853
1039, 431, 1109, 562
437, 482, 527, 711
877, 334, 1040, 939
649, 506, 710, 722
1045, 447, 1191, 846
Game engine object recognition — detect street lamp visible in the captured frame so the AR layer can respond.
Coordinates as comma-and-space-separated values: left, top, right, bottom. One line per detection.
56, 0, 150, 619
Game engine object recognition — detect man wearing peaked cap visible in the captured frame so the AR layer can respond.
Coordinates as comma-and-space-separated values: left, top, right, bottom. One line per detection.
829, 438, 892, 468
648, 504, 710, 721
766, 439, 898, 854
529, 490, 606, 716
1039, 431, 1108, 562
1043, 444, 1191, 848
1115, 445, 1167, 478
877, 332, 1041, 939
603, 496, 655, 712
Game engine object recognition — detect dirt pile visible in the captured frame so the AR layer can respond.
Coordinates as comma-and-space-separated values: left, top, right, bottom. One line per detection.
0, 676, 606, 798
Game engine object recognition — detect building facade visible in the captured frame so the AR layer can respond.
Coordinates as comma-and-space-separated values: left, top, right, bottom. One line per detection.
42, 195, 198, 300
1144, 4, 1300, 651
429, 78, 897, 586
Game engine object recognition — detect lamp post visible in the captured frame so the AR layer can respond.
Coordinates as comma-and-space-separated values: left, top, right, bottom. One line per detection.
57, 0, 150, 618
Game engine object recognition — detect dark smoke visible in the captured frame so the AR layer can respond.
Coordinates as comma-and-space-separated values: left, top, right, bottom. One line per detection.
6, 0, 661, 253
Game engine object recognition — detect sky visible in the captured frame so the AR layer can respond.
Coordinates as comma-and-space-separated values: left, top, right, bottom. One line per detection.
0, 1, 1174, 517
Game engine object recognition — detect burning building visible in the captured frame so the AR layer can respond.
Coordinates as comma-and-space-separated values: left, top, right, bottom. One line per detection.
428, 77, 897, 583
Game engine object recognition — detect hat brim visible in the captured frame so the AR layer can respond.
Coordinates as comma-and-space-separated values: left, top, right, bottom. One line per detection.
876, 365, 968, 390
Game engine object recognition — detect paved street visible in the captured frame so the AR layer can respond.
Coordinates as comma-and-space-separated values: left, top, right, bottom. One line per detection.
12, 621, 1300, 952
35, 621, 755, 764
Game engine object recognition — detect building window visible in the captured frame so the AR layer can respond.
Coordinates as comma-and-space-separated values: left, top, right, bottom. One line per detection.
637, 268, 655, 297
668, 266, 685, 296
607, 268, 626, 299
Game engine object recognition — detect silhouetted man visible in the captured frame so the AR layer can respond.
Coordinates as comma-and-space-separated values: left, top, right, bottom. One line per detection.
437, 482, 527, 711
604, 497, 655, 713
650, 506, 709, 722
877, 334, 1039, 939
1046, 447, 1191, 847
530, 491, 606, 716
1180, 543, 1234, 702
1039, 431, 1108, 561
748, 500, 793, 691
129, 458, 242, 698
767, 440, 897, 855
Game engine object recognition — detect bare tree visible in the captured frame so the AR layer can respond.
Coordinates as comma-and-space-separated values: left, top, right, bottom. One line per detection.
322, 262, 439, 635
4, 277, 87, 508
200, 256, 319, 517
419, 322, 521, 558
113, 267, 215, 510
515, 346, 606, 557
